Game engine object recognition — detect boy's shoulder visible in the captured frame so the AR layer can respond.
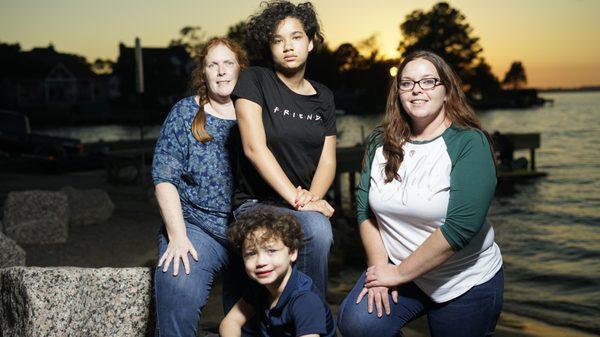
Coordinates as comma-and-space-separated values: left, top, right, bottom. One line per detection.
285, 270, 335, 337
287, 270, 325, 305
288, 269, 321, 296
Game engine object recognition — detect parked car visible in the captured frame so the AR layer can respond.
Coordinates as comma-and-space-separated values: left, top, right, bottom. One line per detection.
0, 109, 83, 159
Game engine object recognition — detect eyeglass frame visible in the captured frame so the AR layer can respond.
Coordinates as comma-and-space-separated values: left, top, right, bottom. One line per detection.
397, 77, 444, 91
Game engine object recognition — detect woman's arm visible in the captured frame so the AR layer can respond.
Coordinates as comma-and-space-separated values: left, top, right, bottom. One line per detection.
359, 219, 389, 267
155, 182, 198, 276
356, 218, 399, 317
235, 98, 308, 207
219, 299, 255, 337
364, 229, 454, 287
308, 135, 336, 199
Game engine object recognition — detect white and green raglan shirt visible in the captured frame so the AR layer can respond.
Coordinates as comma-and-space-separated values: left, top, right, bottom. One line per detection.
357, 125, 503, 303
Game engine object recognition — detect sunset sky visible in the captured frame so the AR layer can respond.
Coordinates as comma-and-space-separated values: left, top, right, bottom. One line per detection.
1, 0, 599, 88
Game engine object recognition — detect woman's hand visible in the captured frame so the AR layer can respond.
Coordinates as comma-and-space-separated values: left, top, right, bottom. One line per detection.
364, 264, 405, 288
294, 186, 318, 208
298, 199, 334, 217
157, 235, 199, 276
356, 286, 398, 317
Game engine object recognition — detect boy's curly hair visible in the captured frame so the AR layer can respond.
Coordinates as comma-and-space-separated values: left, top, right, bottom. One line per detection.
227, 207, 304, 254
246, 0, 324, 63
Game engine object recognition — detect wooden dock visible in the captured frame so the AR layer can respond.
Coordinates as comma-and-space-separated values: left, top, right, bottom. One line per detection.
332, 132, 548, 215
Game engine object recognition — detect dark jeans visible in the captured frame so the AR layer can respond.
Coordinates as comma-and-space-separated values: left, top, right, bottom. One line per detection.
154, 222, 232, 337
338, 268, 504, 337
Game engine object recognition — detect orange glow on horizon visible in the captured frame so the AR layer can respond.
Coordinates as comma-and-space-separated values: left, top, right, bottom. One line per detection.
1, 0, 598, 88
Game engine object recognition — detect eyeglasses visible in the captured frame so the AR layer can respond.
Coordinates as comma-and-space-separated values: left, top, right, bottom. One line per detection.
398, 78, 443, 91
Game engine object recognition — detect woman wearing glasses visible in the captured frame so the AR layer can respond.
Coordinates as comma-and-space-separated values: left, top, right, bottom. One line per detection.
337, 51, 503, 337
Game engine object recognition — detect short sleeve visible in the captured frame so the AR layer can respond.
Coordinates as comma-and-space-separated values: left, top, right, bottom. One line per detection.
290, 292, 327, 336
322, 90, 336, 136
151, 104, 188, 186
356, 129, 381, 224
440, 131, 497, 250
231, 67, 264, 107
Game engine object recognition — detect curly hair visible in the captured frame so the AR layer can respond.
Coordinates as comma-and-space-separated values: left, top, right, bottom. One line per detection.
189, 37, 248, 142
227, 207, 304, 254
382, 50, 494, 183
246, 0, 324, 63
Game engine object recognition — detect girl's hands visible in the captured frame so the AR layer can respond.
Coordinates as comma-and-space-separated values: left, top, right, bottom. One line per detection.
298, 199, 335, 217
294, 186, 318, 209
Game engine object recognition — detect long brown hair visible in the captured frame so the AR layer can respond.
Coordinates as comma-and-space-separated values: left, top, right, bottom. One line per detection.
382, 50, 492, 183
190, 37, 248, 142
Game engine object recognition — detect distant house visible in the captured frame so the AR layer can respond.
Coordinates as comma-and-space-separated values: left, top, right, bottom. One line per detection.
0, 45, 102, 111
112, 43, 194, 107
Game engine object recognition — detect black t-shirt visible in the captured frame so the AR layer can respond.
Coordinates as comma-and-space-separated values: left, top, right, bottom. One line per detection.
231, 66, 336, 209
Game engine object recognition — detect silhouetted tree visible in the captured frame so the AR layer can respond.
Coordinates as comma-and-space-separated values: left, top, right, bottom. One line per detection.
92, 58, 114, 75
398, 2, 498, 96
0, 42, 22, 77
356, 34, 381, 61
466, 58, 501, 99
502, 61, 527, 89
226, 20, 265, 66
335, 43, 361, 72
169, 26, 206, 57
226, 21, 247, 46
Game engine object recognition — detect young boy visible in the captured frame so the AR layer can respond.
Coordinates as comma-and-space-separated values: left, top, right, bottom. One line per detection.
220, 208, 336, 337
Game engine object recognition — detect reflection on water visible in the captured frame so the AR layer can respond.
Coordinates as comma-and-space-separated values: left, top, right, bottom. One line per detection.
35, 91, 600, 334
481, 92, 600, 334
35, 125, 163, 144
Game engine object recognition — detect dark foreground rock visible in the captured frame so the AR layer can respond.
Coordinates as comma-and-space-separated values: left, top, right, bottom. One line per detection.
62, 187, 115, 227
0, 267, 154, 337
0, 233, 26, 268
2, 190, 69, 244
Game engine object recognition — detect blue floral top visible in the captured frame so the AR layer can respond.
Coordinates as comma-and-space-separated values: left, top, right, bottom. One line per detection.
152, 96, 237, 230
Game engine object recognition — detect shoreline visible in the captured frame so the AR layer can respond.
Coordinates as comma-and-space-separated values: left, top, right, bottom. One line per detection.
0, 169, 596, 337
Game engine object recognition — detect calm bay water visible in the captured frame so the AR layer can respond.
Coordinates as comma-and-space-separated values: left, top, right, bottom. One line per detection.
479, 92, 600, 334
36, 91, 600, 334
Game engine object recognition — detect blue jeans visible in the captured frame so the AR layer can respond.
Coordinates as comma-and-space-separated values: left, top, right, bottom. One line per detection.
337, 269, 504, 337
231, 200, 334, 296
154, 222, 231, 337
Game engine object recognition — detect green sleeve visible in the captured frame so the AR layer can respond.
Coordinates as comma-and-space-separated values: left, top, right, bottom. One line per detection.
441, 130, 497, 250
356, 128, 382, 225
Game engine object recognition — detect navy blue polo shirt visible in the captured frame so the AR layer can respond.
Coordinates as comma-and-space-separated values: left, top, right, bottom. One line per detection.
243, 267, 336, 337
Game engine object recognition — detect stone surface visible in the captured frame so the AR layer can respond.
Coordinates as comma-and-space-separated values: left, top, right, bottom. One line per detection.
62, 187, 115, 227
0, 267, 154, 337
2, 190, 69, 244
0, 233, 26, 267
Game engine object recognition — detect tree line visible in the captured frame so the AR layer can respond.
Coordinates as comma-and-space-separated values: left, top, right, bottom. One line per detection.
170, 2, 528, 113
1, 2, 529, 115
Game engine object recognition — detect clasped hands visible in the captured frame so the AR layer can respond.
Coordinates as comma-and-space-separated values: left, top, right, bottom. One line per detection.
293, 186, 334, 217
356, 263, 405, 318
